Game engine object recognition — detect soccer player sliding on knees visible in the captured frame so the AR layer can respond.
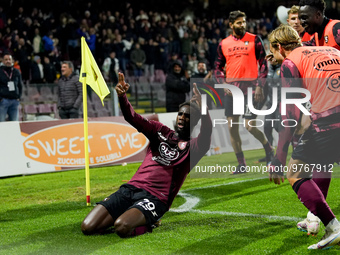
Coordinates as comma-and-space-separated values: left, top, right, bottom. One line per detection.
81, 72, 212, 237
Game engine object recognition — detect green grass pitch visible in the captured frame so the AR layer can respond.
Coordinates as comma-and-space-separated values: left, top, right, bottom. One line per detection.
1, 149, 340, 254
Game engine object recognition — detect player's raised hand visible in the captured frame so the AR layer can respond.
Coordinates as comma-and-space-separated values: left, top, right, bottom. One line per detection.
268, 164, 285, 185
115, 72, 130, 97
190, 83, 201, 107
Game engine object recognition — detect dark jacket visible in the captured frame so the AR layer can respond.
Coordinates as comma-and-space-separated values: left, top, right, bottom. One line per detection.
30, 62, 44, 84
0, 66, 23, 100
43, 63, 57, 83
165, 61, 190, 112
57, 73, 82, 109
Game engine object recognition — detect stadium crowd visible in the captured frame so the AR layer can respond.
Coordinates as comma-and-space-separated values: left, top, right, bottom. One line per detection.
0, 1, 289, 85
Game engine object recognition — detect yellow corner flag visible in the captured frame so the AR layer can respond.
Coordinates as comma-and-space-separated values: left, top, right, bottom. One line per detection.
79, 37, 110, 105
79, 37, 110, 206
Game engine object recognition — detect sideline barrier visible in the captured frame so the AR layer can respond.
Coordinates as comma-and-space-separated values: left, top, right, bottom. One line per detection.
0, 110, 277, 177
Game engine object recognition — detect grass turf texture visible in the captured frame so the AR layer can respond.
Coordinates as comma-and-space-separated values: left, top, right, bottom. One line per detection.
1, 149, 340, 254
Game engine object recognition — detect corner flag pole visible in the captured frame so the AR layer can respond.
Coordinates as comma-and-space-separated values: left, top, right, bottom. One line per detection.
80, 37, 110, 206
82, 74, 91, 206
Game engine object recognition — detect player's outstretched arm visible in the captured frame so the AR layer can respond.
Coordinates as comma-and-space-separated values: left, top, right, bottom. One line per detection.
115, 72, 130, 97
116, 72, 160, 140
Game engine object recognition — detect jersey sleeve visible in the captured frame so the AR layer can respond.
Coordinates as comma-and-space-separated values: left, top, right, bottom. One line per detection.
272, 59, 303, 167
213, 42, 226, 84
254, 35, 268, 87
118, 94, 162, 139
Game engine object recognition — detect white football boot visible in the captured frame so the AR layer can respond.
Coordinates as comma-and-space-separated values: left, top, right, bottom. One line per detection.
308, 218, 340, 250
297, 211, 321, 236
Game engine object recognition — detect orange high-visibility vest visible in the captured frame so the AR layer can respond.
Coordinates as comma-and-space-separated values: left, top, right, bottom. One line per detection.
221, 32, 258, 82
314, 20, 340, 50
301, 30, 312, 42
286, 46, 340, 114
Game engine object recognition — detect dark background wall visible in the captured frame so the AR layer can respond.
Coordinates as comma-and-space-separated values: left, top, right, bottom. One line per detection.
1, 0, 336, 19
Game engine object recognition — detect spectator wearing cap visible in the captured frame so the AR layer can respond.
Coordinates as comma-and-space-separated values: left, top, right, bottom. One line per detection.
165, 60, 190, 112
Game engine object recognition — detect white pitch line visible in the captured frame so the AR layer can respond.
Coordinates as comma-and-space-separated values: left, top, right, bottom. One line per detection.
171, 178, 263, 212
183, 177, 266, 192
170, 178, 303, 222
170, 192, 200, 212
188, 209, 303, 222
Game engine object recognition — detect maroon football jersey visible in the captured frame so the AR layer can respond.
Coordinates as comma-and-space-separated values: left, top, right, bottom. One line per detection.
119, 94, 212, 208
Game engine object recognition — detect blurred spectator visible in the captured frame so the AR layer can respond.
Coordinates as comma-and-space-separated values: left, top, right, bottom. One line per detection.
102, 51, 119, 84
113, 34, 129, 74
130, 42, 146, 79
57, 61, 82, 119
157, 36, 169, 73
0, 0, 286, 106
13, 7, 26, 33
165, 60, 190, 112
207, 38, 218, 67
194, 36, 209, 61
186, 53, 198, 76
55, 16, 69, 60
32, 28, 43, 54
22, 17, 34, 42
13, 37, 32, 82
65, 18, 80, 61
43, 56, 57, 83
122, 23, 136, 42
139, 24, 153, 41
101, 38, 113, 60
78, 27, 96, 55
191, 60, 211, 79
142, 38, 157, 82
167, 52, 179, 73
42, 32, 54, 54
191, 60, 215, 108
30, 55, 44, 84
83, 10, 93, 28
180, 31, 192, 66
0, 53, 23, 121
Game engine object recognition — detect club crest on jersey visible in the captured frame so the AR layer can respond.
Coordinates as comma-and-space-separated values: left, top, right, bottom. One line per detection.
159, 142, 179, 160
244, 41, 249, 45
178, 141, 187, 150
302, 49, 311, 55
325, 35, 329, 43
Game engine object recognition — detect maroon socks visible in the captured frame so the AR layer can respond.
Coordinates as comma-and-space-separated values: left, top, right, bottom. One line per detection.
294, 179, 335, 226
236, 152, 246, 166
